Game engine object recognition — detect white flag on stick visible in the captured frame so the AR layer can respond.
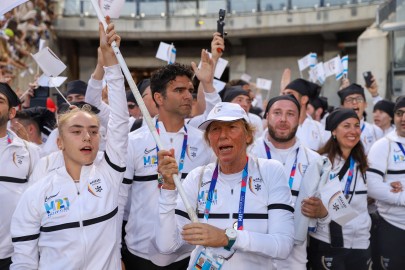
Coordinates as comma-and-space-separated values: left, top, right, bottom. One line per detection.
156, 42, 176, 64
298, 52, 317, 71
98, 0, 125, 19
324, 55, 343, 80
0, 0, 28, 16
309, 62, 326, 85
31, 47, 66, 77
341, 55, 349, 77
256, 78, 272, 91
240, 73, 251, 82
197, 52, 228, 79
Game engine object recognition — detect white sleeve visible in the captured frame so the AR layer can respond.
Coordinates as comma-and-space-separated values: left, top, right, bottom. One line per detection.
233, 162, 294, 260
85, 76, 111, 128
367, 139, 405, 206
372, 95, 383, 105
102, 64, 129, 173
156, 167, 202, 254
10, 187, 41, 270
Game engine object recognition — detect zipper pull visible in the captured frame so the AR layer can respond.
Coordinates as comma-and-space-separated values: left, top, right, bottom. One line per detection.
231, 189, 233, 195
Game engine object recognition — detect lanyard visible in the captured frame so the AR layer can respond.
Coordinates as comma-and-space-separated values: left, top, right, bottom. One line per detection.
155, 119, 188, 186
361, 124, 365, 133
397, 142, 405, 156
343, 156, 355, 197
6, 131, 12, 144
204, 157, 249, 230
264, 141, 299, 189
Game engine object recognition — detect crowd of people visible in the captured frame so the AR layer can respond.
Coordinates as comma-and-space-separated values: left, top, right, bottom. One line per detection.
1, 5, 405, 270
0, 0, 56, 96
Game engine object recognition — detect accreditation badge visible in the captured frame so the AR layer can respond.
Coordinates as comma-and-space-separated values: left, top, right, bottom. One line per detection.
192, 249, 223, 270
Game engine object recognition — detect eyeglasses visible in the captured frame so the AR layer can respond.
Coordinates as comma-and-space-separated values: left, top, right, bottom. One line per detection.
395, 110, 405, 117
127, 104, 137, 109
344, 97, 364, 104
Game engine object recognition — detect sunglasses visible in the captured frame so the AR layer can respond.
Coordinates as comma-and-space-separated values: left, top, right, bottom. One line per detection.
128, 104, 137, 109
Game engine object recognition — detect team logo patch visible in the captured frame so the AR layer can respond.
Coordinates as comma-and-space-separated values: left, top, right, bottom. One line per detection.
322, 256, 333, 269
88, 178, 104, 197
393, 154, 405, 163
197, 189, 218, 208
143, 155, 158, 168
187, 146, 198, 160
12, 152, 25, 167
249, 176, 262, 194
44, 197, 70, 217
298, 163, 308, 175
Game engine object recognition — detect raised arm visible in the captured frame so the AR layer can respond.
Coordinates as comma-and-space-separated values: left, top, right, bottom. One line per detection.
99, 17, 128, 169
85, 47, 110, 128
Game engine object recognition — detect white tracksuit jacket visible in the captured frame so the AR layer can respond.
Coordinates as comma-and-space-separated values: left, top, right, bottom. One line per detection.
10, 64, 128, 270
250, 136, 332, 270
0, 130, 40, 259
156, 156, 295, 270
310, 156, 371, 249
122, 122, 213, 266
367, 131, 405, 230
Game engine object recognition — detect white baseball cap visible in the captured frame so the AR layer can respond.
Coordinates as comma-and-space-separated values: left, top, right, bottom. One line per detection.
198, 102, 249, 130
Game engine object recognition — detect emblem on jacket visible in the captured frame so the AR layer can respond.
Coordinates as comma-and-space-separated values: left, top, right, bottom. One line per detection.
12, 152, 25, 167
44, 197, 70, 217
88, 178, 104, 197
187, 146, 198, 160
249, 177, 262, 194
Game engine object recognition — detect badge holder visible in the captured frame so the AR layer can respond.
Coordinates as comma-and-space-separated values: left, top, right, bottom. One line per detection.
192, 248, 223, 270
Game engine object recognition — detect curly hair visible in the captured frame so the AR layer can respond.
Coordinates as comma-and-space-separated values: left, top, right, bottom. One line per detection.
150, 63, 194, 107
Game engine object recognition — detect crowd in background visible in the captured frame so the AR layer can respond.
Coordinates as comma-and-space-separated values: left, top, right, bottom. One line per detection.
1, 3, 405, 270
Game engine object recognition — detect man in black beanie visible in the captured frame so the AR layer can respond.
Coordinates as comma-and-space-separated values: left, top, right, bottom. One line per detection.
373, 99, 395, 135
282, 78, 328, 151
0, 83, 40, 269
307, 96, 328, 123
222, 85, 263, 138
338, 83, 383, 154
367, 95, 405, 269
66, 80, 87, 103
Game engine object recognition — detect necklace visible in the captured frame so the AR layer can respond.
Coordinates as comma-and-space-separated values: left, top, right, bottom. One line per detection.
73, 180, 80, 195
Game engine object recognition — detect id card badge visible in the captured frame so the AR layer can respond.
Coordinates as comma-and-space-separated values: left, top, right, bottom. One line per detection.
193, 250, 223, 270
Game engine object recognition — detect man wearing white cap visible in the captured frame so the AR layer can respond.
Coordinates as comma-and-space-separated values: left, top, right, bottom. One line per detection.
156, 102, 294, 270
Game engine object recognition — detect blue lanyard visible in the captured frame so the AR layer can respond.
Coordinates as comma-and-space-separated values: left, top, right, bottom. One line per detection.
361, 124, 365, 133
155, 119, 188, 186
204, 157, 249, 230
264, 141, 299, 189
264, 141, 271, 159
397, 142, 405, 156
343, 156, 355, 197
6, 131, 12, 144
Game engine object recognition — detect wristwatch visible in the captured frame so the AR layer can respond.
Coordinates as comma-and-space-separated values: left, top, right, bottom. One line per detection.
224, 228, 237, 251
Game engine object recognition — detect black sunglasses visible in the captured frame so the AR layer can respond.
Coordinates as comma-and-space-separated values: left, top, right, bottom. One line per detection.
128, 104, 137, 109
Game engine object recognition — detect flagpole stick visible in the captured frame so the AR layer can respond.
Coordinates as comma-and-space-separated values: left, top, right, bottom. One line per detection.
53, 85, 72, 106
89, 0, 198, 223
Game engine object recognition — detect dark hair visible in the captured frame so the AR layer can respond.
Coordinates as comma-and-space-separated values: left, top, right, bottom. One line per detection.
150, 63, 194, 107
227, 79, 249, 87
14, 111, 41, 137
318, 137, 368, 174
